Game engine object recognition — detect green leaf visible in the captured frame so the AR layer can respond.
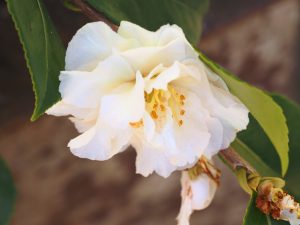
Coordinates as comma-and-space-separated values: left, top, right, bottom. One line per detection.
243, 192, 288, 225
239, 94, 300, 224
237, 94, 300, 200
272, 95, 300, 198
199, 53, 289, 176
6, 0, 65, 120
0, 158, 16, 225
85, 0, 210, 45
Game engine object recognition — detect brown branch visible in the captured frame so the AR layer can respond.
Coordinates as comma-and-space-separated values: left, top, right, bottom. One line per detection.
72, 0, 118, 31
219, 147, 256, 174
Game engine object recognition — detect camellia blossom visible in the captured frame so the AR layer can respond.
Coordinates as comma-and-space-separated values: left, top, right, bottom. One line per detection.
47, 21, 249, 224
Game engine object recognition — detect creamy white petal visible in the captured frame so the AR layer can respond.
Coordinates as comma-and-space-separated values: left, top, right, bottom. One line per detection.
143, 112, 155, 142
66, 22, 134, 71
100, 72, 145, 129
121, 38, 196, 74
118, 21, 157, 46
203, 118, 224, 159
119, 21, 188, 48
173, 62, 249, 155
156, 24, 187, 46
69, 120, 131, 161
59, 71, 102, 108
209, 84, 249, 131
60, 55, 135, 108
69, 117, 96, 133
167, 89, 211, 166
177, 171, 217, 225
133, 100, 210, 177
145, 62, 181, 93
46, 101, 95, 119
133, 139, 177, 178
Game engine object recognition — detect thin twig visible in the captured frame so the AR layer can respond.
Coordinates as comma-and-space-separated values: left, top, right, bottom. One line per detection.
72, 0, 118, 31
219, 148, 256, 174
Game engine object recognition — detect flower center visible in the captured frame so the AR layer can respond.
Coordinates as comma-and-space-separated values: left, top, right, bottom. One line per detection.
130, 86, 186, 128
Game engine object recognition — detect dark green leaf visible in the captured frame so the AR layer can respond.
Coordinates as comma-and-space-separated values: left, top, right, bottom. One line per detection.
0, 158, 16, 225
85, 0, 210, 45
6, 0, 65, 120
199, 53, 289, 176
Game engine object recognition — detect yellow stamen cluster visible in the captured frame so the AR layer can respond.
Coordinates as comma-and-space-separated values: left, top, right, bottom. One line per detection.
145, 86, 186, 127
129, 86, 186, 128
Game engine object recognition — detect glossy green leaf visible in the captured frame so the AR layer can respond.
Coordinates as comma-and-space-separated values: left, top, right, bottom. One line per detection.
237, 94, 300, 199
272, 95, 300, 199
199, 53, 289, 176
6, 0, 65, 120
85, 0, 210, 45
243, 192, 288, 225
0, 158, 16, 225
239, 95, 300, 225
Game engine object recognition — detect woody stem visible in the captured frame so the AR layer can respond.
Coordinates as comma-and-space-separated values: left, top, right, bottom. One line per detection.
72, 0, 118, 31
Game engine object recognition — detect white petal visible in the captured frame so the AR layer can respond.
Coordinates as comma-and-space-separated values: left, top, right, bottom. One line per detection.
168, 90, 211, 167
209, 84, 249, 131
143, 112, 155, 142
46, 101, 95, 119
177, 171, 217, 225
173, 62, 249, 155
69, 117, 96, 133
100, 72, 145, 129
66, 22, 133, 71
156, 24, 187, 46
118, 21, 188, 47
69, 120, 131, 161
145, 62, 181, 93
190, 174, 217, 209
203, 118, 224, 159
59, 71, 101, 108
121, 38, 196, 75
60, 55, 135, 108
118, 21, 157, 46
133, 139, 177, 178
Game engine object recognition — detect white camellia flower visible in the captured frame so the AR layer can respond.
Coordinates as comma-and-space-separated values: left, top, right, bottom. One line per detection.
47, 21, 249, 224
47, 21, 249, 177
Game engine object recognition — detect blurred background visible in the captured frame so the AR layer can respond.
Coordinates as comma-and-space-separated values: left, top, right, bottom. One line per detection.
0, 0, 299, 224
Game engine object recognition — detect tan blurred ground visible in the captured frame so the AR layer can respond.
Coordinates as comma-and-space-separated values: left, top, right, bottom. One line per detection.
0, 0, 299, 225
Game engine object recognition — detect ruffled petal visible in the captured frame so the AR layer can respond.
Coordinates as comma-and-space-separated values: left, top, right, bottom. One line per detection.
100, 72, 145, 129
118, 21, 187, 47
121, 38, 197, 75
177, 171, 217, 225
167, 89, 211, 167
145, 62, 181, 93
133, 138, 177, 178
68, 120, 131, 161
46, 101, 95, 119
118, 21, 157, 46
60, 55, 135, 108
66, 22, 134, 71
173, 61, 249, 156
59, 71, 102, 108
